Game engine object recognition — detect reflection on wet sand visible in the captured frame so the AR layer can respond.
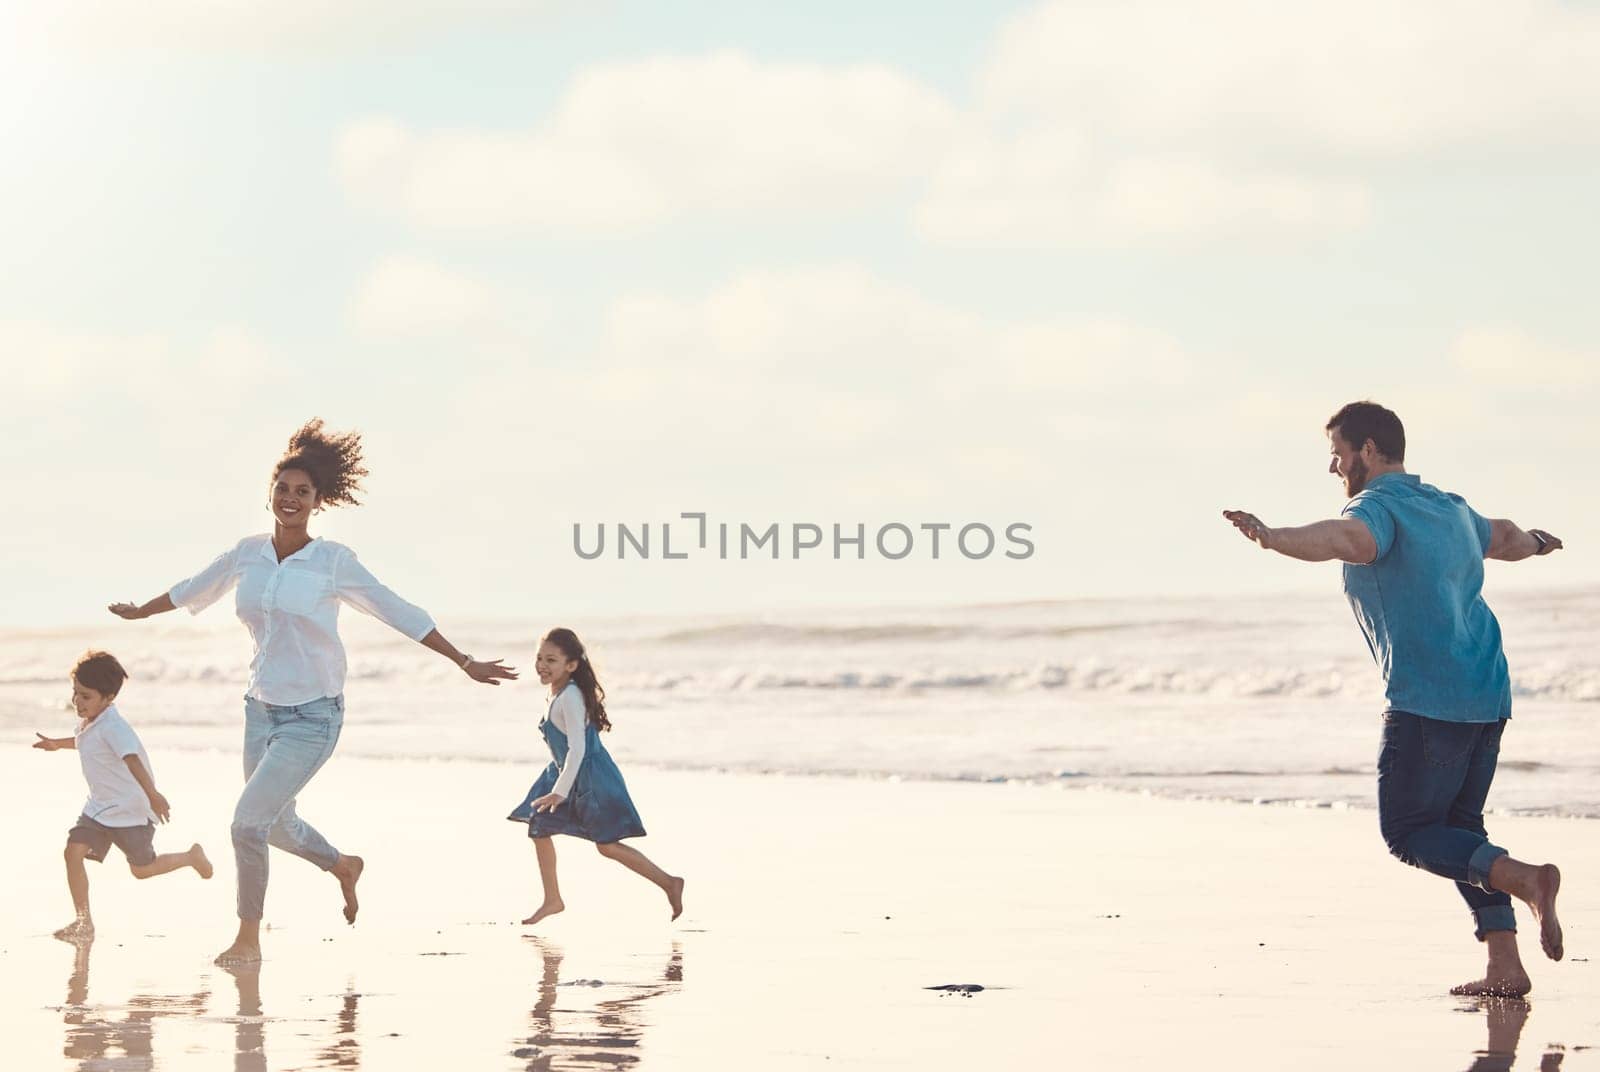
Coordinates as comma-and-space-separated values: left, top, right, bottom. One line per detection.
221, 961, 363, 1072
1462, 997, 1564, 1072
55, 938, 363, 1072
57, 937, 210, 1071
515, 938, 683, 1070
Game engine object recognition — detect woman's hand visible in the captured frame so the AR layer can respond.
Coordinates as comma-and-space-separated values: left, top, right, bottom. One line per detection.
108, 602, 147, 620
463, 659, 518, 686
532, 792, 566, 813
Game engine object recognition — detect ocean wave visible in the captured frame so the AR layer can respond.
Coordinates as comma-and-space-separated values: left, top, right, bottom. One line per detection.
648, 618, 1242, 645
4, 657, 1599, 700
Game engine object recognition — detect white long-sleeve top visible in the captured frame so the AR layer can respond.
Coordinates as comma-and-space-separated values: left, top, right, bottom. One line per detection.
168, 535, 436, 706
547, 682, 590, 799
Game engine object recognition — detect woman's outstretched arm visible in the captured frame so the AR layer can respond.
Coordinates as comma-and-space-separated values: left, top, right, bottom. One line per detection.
420, 629, 518, 686
109, 594, 177, 620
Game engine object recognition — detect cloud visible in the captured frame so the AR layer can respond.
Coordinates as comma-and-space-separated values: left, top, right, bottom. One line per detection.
421, 262, 1203, 503
917, 0, 1600, 246
349, 254, 542, 344
977, 0, 1600, 157
26, 1, 552, 51
1453, 326, 1599, 387
335, 3, 1600, 247
337, 51, 957, 235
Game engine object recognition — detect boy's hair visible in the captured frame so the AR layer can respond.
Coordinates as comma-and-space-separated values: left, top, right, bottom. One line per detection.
72, 651, 128, 697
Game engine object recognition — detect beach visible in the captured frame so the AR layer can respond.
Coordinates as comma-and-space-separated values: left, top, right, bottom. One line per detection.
1, 746, 1594, 1070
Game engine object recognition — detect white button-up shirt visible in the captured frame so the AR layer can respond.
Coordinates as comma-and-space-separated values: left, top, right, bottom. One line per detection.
76, 705, 157, 827
168, 535, 436, 706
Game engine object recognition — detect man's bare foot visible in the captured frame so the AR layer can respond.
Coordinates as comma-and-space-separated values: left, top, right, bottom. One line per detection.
667, 877, 685, 921
191, 844, 213, 880
522, 900, 564, 926
1529, 864, 1563, 961
1451, 971, 1532, 998
214, 941, 262, 967
53, 919, 94, 943
332, 855, 363, 925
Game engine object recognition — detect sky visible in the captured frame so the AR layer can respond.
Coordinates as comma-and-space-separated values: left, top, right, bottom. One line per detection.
2, 0, 1597, 626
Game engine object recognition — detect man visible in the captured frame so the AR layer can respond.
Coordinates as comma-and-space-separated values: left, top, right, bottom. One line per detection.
1223, 400, 1565, 997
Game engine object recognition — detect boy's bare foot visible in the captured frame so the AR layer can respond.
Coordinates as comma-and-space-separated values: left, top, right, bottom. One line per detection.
667, 877, 685, 921
1450, 971, 1533, 998
522, 900, 564, 926
214, 941, 262, 967
53, 919, 94, 943
332, 855, 363, 924
1529, 864, 1563, 961
191, 844, 213, 880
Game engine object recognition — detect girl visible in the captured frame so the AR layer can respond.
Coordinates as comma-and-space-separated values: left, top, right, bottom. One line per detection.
507, 628, 684, 925
109, 419, 516, 965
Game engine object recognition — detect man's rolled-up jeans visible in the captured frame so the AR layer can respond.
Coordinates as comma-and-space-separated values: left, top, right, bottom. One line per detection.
234, 694, 345, 921
1377, 711, 1514, 940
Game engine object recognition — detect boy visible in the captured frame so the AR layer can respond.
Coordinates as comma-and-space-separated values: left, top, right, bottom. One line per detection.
33, 650, 211, 940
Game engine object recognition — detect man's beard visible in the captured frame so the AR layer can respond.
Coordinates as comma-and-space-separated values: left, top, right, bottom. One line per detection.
1345, 455, 1370, 496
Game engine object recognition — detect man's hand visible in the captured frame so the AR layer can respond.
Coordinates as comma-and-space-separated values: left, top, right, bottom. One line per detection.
1530, 529, 1564, 556
33, 733, 64, 751
532, 792, 567, 814
147, 790, 171, 823
1223, 509, 1273, 550
108, 602, 147, 620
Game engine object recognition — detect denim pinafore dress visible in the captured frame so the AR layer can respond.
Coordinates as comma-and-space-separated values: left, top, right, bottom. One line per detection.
506, 686, 646, 844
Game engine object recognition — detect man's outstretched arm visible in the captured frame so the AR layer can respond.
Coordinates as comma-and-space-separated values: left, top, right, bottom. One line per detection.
1486, 519, 1563, 561
1223, 510, 1377, 564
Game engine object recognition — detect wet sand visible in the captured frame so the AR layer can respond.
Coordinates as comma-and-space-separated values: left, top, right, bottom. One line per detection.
0, 748, 1595, 1070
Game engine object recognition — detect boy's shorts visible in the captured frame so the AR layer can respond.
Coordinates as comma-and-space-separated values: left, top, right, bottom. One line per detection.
66, 815, 156, 866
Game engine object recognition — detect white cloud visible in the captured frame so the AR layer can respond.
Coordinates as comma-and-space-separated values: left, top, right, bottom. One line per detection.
922, 0, 1600, 245
1453, 326, 1599, 386
350, 254, 541, 344
337, 51, 957, 235
977, 0, 1600, 156
427, 263, 1203, 499
28, 1, 551, 51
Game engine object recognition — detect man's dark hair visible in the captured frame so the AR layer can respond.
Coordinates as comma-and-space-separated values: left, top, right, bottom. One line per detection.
72, 650, 128, 698
1326, 401, 1405, 462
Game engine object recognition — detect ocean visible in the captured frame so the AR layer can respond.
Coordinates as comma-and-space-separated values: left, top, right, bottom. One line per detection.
4, 587, 1596, 817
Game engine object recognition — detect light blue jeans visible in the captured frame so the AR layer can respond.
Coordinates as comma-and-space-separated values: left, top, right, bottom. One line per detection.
235, 694, 345, 921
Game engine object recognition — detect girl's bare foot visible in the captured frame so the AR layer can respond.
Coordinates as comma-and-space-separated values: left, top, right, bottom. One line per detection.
667, 877, 685, 921
53, 918, 94, 942
332, 855, 364, 924
522, 900, 564, 926
1450, 971, 1532, 998
214, 941, 262, 966
190, 844, 213, 879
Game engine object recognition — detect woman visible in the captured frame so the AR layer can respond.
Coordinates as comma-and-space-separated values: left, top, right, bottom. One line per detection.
110, 419, 515, 965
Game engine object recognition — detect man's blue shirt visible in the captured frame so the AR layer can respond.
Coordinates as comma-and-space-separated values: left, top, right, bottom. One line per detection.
1340, 472, 1511, 723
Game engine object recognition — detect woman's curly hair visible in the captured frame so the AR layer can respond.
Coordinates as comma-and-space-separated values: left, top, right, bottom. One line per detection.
272, 419, 370, 508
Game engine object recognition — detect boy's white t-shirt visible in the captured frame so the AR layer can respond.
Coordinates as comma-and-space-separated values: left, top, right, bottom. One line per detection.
75, 705, 156, 827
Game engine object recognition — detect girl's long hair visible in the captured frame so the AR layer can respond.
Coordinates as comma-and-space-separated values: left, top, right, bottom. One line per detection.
544, 627, 611, 731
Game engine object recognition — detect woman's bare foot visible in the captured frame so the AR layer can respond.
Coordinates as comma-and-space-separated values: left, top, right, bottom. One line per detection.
214, 941, 262, 966
522, 900, 564, 926
1450, 970, 1532, 998
1529, 864, 1563, 961
53, 918, 94, 942
190, 844, 213, 879
332, 855, 364, 924
667, 877, 685, 921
